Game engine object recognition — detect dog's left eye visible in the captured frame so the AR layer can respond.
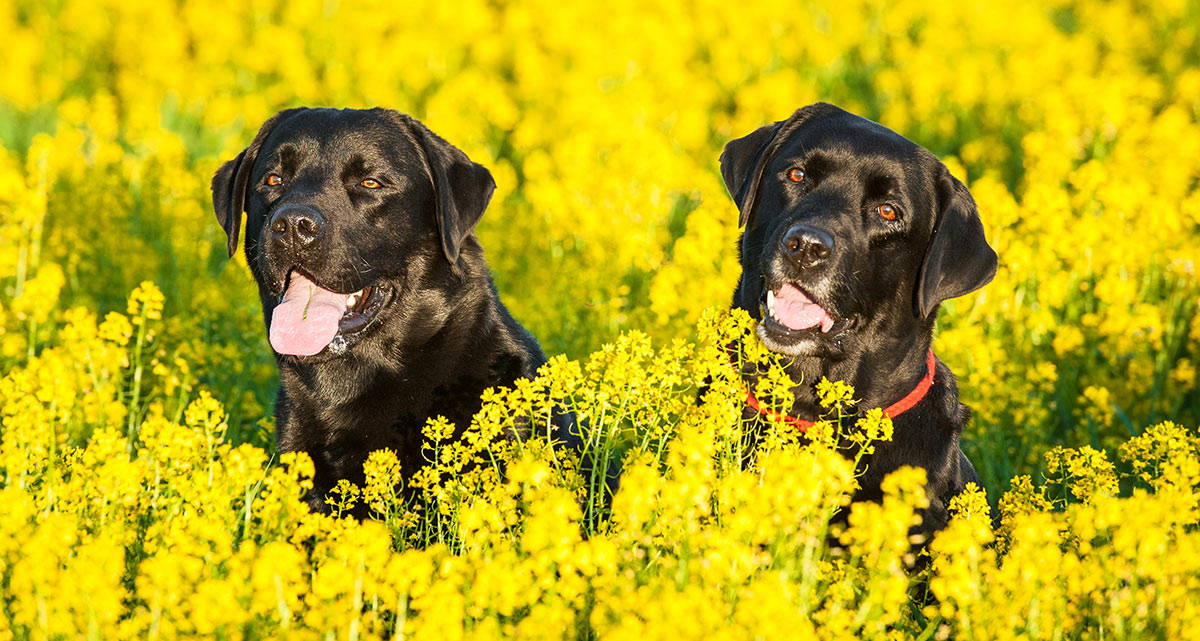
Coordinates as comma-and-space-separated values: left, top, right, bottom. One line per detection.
360, 179, 383, 189
787, 168, 805, 183
877, 204, 899, 220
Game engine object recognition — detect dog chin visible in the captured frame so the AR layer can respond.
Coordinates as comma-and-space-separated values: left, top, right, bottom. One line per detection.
756, 318, 843, 357
278, 334, 353, 361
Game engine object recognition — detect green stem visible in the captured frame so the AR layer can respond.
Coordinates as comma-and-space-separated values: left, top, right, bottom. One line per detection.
125, 318, 148, 450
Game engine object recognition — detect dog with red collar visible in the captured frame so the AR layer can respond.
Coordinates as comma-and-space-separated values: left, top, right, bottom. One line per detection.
720, 103, 998, 536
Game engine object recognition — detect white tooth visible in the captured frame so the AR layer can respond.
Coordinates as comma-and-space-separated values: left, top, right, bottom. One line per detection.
346, 294, 358, 307
767, 290, 775, 315
354, 289, 364, 296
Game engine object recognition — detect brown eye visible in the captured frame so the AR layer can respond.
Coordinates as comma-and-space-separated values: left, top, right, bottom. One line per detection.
877, 204, 898, 220
787, 168, 805, 183
361, 178, 382, 189
265, 174, 283, 187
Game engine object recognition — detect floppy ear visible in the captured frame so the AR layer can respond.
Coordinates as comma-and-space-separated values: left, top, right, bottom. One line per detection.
719, 102, 842, 228
211, 108, 306, 258
915, 172, 999, 318
719, 122, 782, 228
404, 116, 497, 265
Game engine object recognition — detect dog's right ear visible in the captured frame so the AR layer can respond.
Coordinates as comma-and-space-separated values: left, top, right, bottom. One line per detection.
719, 122, 782, 228
211, 108, 306, 258
720, 103, 840, 228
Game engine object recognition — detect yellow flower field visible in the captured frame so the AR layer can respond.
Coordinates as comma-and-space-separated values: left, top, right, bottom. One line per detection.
1, 0, 1198, 638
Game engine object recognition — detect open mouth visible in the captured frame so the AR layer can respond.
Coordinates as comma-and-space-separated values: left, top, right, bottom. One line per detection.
759, 282, 854, 338
268, 269, 391, 357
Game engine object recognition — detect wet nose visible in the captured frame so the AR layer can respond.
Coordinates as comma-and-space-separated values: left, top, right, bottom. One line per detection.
781, 224, 834, 269
269, 205, 326, 250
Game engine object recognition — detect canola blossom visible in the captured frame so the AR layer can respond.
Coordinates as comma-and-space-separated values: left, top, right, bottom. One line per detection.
0, 0, 1198, 638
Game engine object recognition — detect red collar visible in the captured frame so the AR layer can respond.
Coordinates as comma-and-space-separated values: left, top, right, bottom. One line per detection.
738, 349, 937, 433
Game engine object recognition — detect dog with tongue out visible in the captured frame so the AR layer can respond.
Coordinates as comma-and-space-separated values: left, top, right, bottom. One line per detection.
720, 103, 999, 538
212, 107, 577, 515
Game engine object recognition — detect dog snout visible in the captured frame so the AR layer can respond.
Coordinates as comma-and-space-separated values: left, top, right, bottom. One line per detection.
269, 205, 326, 251
780, 224, 834, 269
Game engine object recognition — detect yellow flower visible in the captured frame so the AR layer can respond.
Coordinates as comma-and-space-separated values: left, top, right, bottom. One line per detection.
816, 377, 857, 410
9, 262, 64, 324
126, 280, 165, 325
1170, 359, 1196, 388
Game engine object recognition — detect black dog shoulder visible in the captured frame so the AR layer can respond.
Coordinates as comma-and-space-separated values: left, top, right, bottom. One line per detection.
212, 107, 566, 513
853, 358, 979, 533
720, 102, 997, 536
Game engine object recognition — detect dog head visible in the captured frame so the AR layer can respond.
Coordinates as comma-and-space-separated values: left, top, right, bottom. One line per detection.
721, 103, 997, 358
212, 107, 495, 361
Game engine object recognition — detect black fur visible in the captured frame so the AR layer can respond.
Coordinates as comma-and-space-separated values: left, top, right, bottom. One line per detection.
720, 103, 998, 535
212, 107, 574, 513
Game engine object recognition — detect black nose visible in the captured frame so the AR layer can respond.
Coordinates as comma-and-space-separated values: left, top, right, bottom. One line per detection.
781, 224, 834, 269
269, 205, 325, 250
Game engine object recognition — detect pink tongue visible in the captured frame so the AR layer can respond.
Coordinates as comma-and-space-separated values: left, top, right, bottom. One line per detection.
269, 273, 348, 356
774, 283, 834, 332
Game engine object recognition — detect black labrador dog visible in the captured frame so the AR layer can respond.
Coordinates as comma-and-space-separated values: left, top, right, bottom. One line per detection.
212, 107, 573, 513
720, 102, 997, 536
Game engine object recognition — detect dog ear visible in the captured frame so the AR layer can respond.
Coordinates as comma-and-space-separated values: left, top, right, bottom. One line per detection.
720, 103, 841, 228
405, 117, 497, 265
719, 122, 782, 228
211, 108, 307, 258
915, 172, 998, 318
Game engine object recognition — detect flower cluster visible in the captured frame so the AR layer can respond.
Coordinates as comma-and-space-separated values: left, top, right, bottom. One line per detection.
2, 298, 1198, 638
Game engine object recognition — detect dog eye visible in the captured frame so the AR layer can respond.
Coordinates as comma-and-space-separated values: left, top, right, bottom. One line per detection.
360, 179, 382, 189
787, 168, 805, 183
265, 174, 283, 187
877, 204, 899, 220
